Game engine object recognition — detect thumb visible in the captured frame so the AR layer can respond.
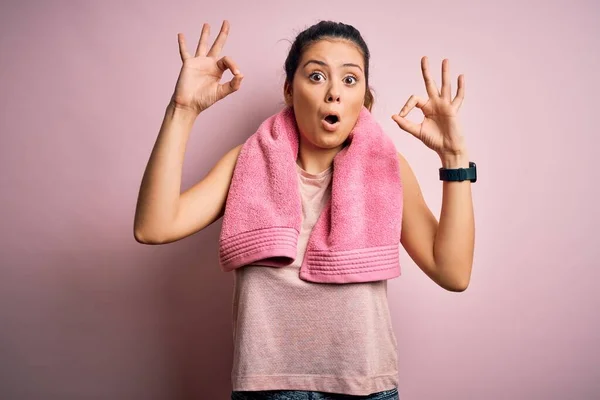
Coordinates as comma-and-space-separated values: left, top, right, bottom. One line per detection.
218, 73, 244, 100
391, 114, 421, 139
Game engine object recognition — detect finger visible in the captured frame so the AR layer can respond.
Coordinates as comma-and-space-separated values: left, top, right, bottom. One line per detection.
398, 95, 428, 118
441, 58, 451, 101
421, 56, 440, 98
178, 33, 191, 61
215, 55, 243, 100
207, 20, 230, 58
452, 74, 465, 109
218, 73, 244, 99
195, 23, 210, 57
216, 55, 241, 75
391, 114, 422, 138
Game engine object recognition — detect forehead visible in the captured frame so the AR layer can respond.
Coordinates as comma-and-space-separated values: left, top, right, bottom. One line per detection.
300, 39, 364, 68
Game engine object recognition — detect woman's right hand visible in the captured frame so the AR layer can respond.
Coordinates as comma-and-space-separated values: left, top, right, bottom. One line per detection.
170, 20, 244, 115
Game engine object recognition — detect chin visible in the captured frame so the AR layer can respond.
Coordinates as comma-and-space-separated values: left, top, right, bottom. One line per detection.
300, 124, 350, 149
314, 135, 349, 149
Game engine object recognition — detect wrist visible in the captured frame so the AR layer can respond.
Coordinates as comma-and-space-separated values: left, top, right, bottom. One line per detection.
439, 151, 470, 169
166, 100, 200, 121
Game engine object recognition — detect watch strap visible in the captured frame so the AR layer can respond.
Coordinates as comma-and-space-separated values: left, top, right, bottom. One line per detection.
439, 161, 477, 182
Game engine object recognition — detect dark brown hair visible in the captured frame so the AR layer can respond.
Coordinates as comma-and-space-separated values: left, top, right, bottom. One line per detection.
284, 20, 375, 111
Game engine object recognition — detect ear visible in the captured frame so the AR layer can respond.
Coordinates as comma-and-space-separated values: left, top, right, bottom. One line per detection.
283, 81, 293, 107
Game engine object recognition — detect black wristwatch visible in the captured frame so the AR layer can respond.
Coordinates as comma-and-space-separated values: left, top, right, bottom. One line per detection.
439, 162, 477, 182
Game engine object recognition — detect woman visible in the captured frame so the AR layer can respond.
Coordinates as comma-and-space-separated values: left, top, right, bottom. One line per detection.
134, 19, 475, 400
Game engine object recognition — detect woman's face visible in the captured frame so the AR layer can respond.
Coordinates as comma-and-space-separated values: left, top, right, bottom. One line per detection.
285, 39, 367, 150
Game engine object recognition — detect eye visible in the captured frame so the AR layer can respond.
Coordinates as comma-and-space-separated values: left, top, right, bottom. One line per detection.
309, 72, 325, 82
344, 76, 358, 85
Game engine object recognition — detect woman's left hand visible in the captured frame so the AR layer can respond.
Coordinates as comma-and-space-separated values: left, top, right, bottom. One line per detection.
392, 57, 467, 163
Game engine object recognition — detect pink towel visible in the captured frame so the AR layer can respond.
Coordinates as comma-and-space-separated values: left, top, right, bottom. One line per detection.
218, 106, 403, 284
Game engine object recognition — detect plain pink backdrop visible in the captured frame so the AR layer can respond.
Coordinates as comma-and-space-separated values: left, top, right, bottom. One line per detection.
1, 0, 598, 399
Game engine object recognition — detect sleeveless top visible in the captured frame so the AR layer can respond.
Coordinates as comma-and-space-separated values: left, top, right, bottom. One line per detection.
230, 162, 399, 396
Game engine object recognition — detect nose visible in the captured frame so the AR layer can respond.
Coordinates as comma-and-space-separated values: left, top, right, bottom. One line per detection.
325, 82, 341, 103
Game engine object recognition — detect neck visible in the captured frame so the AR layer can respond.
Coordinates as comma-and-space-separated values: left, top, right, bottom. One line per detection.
296, 137, 346, 174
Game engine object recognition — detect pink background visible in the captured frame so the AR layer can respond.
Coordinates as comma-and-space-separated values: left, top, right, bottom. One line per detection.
1, 0, 598, 399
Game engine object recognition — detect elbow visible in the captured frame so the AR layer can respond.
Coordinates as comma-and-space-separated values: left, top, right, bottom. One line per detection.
443, 273, 471, 292
433, 259, 472, 292
134, 229, 150, 244
134, 227, 163, 245
436, 268, 471, 292
445, 280, 469, 292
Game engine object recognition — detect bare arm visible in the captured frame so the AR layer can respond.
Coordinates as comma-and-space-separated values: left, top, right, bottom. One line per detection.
133, 102, 241, 244
134, 20, 244, 244
393, 56, 474, 292
169, 140, 242, 243
398, 152, 474, 292
133, 103, 194, 244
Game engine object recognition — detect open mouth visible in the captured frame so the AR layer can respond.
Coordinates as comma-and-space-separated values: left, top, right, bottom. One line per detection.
324, 114, 339, 124
321, 111, 341, 131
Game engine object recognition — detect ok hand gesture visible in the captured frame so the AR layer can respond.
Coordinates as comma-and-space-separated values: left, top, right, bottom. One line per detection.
392, 57, 467, 161
171, 20, 244, 115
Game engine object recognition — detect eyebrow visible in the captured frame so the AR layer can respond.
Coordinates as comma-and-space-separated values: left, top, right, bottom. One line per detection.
302, 59, 363, 72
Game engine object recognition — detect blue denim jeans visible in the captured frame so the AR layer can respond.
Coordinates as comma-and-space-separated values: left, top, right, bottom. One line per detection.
231, 387, 399, 399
